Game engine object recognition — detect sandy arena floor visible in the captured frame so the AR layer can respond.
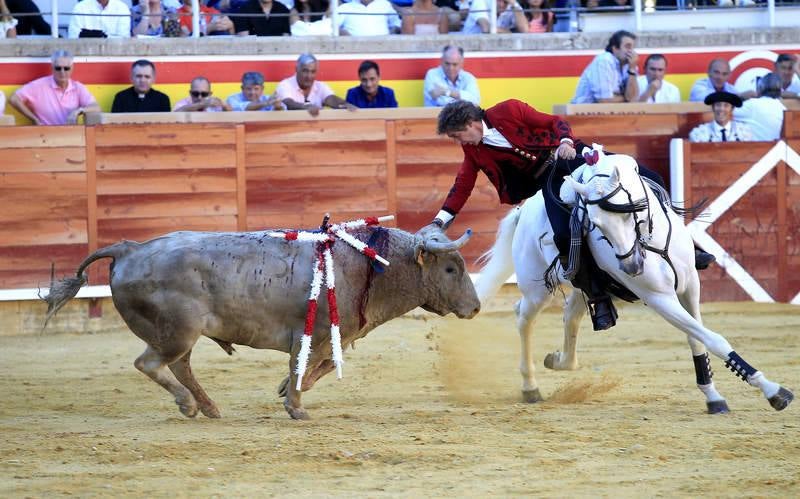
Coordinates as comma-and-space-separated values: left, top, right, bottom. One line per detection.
1, 300, 799, 497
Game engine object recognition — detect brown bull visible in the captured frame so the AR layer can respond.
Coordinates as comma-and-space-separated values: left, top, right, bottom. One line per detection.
44, 224, 480, 419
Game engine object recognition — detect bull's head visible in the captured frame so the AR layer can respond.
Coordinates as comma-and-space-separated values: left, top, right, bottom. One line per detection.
413, 224, 480, 319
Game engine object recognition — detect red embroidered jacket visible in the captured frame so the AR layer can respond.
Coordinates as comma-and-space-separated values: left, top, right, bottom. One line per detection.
441, 99, 575, 216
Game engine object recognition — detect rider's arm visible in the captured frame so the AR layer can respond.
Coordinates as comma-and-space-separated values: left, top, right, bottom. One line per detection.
436, 152, 480, 224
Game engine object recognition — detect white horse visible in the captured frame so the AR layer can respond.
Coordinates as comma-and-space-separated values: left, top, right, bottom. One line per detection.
476, 144, 793, 413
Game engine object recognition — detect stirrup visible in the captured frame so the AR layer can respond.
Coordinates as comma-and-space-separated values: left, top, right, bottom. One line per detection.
587, 297, 618, 331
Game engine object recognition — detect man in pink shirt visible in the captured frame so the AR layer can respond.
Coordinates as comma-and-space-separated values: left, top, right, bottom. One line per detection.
275, 53, 356, 117
10, 50, 100, 125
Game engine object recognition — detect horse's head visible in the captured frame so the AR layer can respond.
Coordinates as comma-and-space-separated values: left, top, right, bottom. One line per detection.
559, 146, 650, 277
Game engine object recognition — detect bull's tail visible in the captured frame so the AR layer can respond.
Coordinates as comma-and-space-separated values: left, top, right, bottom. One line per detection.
474, 206, 522, 304
42, 241, 135, 328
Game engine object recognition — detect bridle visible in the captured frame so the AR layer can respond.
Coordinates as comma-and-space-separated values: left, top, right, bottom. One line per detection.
577, 171, 680, 290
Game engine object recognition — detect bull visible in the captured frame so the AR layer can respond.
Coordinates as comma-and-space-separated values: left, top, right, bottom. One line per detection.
43, 224, 480, 419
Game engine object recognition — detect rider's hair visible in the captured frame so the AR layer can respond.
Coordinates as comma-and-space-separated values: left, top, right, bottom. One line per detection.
437, 100, 483, 135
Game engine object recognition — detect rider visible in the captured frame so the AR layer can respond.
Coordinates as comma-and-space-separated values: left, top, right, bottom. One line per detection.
430, 99, 715, 331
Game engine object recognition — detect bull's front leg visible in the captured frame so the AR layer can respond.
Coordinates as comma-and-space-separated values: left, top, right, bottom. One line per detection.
284, 337, 310, 420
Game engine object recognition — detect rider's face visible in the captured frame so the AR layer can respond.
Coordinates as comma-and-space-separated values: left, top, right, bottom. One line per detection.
447, 121, 483, 146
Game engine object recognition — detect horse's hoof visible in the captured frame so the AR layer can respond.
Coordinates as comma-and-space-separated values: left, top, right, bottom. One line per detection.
522, 388, 543, 403
768, 387, 794, 411
178, 402, 199, 418
544, 352, 555, 370
706, 400, 730, 414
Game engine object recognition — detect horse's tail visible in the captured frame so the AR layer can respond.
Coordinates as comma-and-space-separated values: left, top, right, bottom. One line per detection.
42, 241, 136, 328
474, 206, 522, 304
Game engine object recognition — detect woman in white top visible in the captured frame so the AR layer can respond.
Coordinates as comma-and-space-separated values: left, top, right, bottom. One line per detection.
1, 0, 18, 38
401, 0, 448, 34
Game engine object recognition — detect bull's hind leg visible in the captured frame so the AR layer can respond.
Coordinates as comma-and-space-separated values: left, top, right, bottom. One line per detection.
646, 292, 793, 411
134, 345, 199, 417
544, 288, 584, 371
284, 336, 310, 420
678, 286, 729, 414
516, 286, 555, 403
168, 350, 221, 418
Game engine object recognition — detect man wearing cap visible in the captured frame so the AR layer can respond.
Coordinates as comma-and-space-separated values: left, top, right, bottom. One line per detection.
689, 91, 753, 143
735, 72, 787, 141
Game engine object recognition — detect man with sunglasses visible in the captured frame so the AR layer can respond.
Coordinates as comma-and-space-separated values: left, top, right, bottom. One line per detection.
9, 50, 100, 125
173, 76, 232, 112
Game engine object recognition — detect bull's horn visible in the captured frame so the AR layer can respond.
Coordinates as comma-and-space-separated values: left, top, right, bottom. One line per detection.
423, 229, 472, 253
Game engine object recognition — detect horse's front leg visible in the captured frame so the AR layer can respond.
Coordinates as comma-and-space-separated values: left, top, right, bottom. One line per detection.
544, 288, 584, 371
645, 293, 793, 412
677, 285, 730, 414
515, 288, 554, 403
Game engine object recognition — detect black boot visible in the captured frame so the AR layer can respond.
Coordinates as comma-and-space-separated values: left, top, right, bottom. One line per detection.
694, 247, 716, 270
587, 296, 618, 331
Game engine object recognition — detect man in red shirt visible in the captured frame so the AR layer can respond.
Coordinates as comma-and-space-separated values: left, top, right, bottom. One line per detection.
432, 99, 714, 330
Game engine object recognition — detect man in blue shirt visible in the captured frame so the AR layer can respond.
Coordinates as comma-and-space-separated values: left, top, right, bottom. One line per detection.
423, 45, 481, 107
345, 60, 398, 109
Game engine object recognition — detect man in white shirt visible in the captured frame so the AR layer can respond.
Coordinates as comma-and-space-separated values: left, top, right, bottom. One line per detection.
773, 53, 800, 99
423, 45, 480, 107
337, 0, 401, 36
689, 91, 753, 143
68, 0, 131, 38
637, 54, 680, 103
689, 58, 737, 102
461, 0, 490, 34
735, 72, 787, 141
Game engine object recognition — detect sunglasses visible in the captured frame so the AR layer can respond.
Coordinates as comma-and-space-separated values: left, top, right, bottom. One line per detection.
190, 91, 210, 98
53, 66, 72, 72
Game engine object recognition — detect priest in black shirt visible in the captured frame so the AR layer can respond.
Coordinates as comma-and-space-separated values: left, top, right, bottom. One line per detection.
111, 60, 171, 113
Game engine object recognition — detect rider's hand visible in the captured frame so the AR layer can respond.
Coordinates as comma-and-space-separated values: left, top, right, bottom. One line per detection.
556, 142, 576, 160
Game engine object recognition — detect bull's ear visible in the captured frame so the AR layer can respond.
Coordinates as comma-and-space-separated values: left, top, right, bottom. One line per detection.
414, 242, 425, 267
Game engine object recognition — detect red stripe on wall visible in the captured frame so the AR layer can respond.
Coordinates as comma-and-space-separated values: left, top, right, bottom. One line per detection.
0, 49, 792, 86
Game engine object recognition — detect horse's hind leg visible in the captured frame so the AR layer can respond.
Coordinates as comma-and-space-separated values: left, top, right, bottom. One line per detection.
646, 293, 793, 411
168, 350, 221, 418
516, 286, 554, 403
544, 288, 584, 371
134, 345, 199, 417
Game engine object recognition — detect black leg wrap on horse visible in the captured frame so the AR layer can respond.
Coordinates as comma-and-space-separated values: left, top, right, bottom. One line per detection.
693, 353, 713, 385
724, 351, 757, 381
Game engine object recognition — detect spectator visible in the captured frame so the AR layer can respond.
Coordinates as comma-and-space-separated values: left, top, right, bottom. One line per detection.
275, 53, 355, 116
423, 45, 480, 107
689, 58, 736, 102
111, 60, 171, 113
1, 0, 17, 37
735, 73, 787, 141
741, 54, 800, 101
174, 77, 232, 112
132, 0, 177, 36
337, 0, 401, 36
9, 50, 100, 126
226, 71, 284, 111
637, 54, 680, 103
496, 0, 528, 33
345, 60, 399, 109
68, 0, 132, 38
6, 0, 50, 35
688, 91, 752, 143
177, 0, 234, 35
234, 0, 291, 36
293, 0, 328, 22
401, 0, 448, 35
460, 0, 489, 33
525, 0, 553, 33
571, 30, 639, 103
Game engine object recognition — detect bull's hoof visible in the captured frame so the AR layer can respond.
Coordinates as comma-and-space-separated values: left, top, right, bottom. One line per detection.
200, 403, 221, 419
768, 387, 794, 411
544, 352, 555, 370
522, 388, 544, 403
706, 400, 730, 414
285, 405, 310, 420
277, 376, 289, 398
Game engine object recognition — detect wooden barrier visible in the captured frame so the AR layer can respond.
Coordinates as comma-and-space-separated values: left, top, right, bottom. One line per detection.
1, 109, 797, 303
